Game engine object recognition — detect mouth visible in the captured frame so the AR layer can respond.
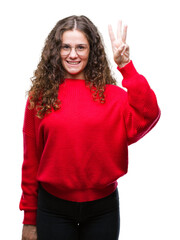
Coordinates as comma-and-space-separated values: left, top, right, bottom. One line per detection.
66, 61, 81, 65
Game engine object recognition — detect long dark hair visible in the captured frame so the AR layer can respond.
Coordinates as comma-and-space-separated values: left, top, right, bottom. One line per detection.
27, 15, 117, 119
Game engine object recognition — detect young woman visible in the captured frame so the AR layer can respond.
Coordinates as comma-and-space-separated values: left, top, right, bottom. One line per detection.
20, 15, 160, 240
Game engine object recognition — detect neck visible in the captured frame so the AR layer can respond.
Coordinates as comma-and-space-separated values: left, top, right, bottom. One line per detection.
64, 72, 85, 80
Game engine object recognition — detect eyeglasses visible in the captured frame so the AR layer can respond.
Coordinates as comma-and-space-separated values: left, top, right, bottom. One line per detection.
60, 44, 89, 56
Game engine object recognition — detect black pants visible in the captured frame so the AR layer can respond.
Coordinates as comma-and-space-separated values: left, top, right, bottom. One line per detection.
37, 184, 120, 240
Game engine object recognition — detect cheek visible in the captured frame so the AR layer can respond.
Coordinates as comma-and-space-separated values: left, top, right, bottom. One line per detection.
60, 56, 65, 65
61, 58, 70, 70
83, 53, 90, 67
83, 58, 89, 67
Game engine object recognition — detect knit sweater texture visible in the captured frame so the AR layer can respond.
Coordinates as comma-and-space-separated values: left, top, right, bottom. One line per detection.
19, 61, 160, 225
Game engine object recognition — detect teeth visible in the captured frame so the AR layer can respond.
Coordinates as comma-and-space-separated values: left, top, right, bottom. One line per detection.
67, 61, 80, 65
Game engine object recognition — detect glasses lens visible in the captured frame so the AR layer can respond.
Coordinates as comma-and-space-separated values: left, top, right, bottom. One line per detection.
60, 44, 89, 56
76, 45, 88, 56
61, 45, 71, 56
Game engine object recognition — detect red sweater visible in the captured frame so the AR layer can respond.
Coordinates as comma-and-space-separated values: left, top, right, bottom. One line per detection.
19, 61, 160, 225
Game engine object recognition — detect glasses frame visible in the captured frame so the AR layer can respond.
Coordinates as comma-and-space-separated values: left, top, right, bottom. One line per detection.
60, 44, 89, 56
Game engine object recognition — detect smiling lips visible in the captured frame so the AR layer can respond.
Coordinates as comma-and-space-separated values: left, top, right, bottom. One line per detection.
66, 61, 81, 65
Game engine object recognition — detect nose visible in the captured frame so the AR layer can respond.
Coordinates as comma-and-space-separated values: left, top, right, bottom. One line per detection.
69, 47, 78, 58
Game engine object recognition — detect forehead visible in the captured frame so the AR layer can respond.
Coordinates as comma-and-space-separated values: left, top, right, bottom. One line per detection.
62, 30, 89, 44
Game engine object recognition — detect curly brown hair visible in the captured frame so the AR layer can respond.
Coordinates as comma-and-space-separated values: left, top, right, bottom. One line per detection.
27, 15, 117, 119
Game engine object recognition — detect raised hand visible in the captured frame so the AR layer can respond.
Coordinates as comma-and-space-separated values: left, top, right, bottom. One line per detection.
108, 20, 130, 68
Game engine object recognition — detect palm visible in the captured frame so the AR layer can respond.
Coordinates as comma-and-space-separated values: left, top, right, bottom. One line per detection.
108, 20, 130, 68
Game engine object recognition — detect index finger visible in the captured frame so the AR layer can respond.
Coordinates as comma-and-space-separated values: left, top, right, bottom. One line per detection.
108, 24, 116, 46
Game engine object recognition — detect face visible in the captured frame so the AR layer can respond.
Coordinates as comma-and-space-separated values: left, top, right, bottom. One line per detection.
60, 30, 90, 79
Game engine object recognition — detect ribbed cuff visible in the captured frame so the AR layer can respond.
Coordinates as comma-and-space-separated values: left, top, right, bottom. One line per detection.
117, 60, 138, 79
23, 211, 37, 225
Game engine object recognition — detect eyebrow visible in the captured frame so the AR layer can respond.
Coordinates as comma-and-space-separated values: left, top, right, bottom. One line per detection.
61, 43, 88, 46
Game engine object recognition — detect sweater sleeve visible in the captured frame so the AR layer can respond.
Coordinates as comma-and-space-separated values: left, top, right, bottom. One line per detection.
117, 61, 161, 145
19, 98, 39, 225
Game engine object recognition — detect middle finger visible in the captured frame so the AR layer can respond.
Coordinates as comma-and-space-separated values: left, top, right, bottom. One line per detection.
117, 20, 122, 42
122, 25, 128, 43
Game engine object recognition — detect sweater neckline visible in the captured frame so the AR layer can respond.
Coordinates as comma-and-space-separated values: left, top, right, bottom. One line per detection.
64, 78, 85, 81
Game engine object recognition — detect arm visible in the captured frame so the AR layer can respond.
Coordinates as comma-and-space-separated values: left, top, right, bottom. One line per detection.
108, 21, 160, 144
118, 61, 160, 145
19, 98, 39, 226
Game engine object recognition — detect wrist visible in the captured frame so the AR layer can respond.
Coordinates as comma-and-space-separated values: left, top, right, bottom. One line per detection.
117, 60, 139, 80
118, 59, 131, 69
23, 210, 37, 225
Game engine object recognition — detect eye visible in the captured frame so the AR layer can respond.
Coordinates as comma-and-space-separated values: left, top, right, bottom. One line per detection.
76, 45, 86, 51
62, 44, 70, 50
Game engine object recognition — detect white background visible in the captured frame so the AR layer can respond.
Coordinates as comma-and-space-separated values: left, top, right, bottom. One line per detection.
0, 0, 180, 239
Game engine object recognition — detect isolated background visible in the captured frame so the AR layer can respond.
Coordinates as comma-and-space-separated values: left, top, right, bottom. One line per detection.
0, 0, 179, 239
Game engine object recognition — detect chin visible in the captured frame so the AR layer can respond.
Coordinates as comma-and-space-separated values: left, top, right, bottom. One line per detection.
62, 62, 86, 79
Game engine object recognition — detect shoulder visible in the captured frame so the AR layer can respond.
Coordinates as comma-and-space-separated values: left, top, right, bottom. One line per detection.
105, 83, 127, 99
104, 84, 128, 109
